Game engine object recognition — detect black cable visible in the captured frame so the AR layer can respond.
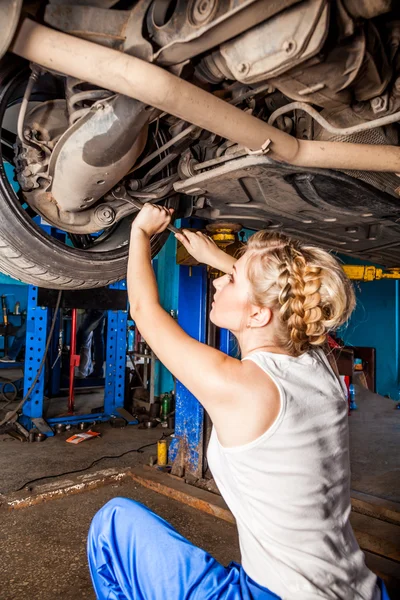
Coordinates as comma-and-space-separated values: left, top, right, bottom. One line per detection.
12, 434, 171, 493
0, 291, 62, 427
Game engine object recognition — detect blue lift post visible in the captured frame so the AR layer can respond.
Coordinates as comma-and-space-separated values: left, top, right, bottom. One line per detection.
169, 222, 238, 478
19, 280, 132, 433
170, 267, 234, 478
19, 285, 49, 432
170, 263, 208, 478
104, 281, 130, 417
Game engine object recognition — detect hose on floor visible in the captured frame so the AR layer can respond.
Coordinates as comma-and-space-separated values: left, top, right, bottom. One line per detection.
12, 433, 172, 492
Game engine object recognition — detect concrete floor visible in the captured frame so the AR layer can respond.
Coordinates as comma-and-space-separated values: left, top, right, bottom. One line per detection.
1, 386, 397, 501
348, 386, 399, 503
0, 385, 398, 599
0, 389, 172, 495
0, 480, 240, 600
0, 419, 168, 496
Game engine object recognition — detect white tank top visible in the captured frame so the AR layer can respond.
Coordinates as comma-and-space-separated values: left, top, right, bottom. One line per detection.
207, 349, 379, 600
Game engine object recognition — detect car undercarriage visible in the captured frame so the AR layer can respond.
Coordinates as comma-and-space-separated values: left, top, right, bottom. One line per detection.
1, 0, 400, 287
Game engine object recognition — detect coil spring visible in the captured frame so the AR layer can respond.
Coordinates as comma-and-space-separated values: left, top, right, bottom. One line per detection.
66, 77, 113, 125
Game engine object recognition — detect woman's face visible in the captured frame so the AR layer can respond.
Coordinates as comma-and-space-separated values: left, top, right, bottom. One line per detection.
210, 252, 252, 332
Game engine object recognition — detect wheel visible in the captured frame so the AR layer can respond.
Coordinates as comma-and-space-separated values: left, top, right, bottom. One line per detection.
0, 56, 177, 289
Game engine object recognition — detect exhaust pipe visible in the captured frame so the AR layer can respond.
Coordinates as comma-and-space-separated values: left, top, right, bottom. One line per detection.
10, 18, 400, 173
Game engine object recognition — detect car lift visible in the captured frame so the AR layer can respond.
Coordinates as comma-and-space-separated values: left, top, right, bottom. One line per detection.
170, 221, 237, 480
343, 265, 400, 281
18, 280, 137, 436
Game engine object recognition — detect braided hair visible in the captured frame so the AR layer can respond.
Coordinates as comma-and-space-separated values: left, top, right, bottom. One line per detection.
246, 232, 355, 356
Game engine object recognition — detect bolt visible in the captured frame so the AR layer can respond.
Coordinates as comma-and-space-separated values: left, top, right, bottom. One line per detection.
192, 0, 215, 23
199, 0, 210, 13
95, 205, 115, 225
128, 180, 140, 191
371, 96, 384, 110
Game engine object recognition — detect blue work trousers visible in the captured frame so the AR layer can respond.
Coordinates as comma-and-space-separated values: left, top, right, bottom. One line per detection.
87, 497, 280, 600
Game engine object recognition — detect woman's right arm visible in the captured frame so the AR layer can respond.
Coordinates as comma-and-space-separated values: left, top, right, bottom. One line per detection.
175, 230, 237, 273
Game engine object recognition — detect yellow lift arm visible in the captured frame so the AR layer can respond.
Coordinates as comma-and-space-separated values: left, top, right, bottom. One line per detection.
176, 220, 400, 283
343, 266, 400, 281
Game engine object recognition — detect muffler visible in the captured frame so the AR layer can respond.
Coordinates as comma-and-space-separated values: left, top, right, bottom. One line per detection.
10, 18, 400, 173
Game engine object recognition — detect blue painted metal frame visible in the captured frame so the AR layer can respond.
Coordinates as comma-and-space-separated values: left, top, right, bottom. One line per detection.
219, 328, 236, 355
19, 285, 49, 431
19, 281, 132, 432
104, 280, 129, 415
169, 264, 207, 478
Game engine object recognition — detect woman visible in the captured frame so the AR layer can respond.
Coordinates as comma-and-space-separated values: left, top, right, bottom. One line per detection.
87, 205, 388, 600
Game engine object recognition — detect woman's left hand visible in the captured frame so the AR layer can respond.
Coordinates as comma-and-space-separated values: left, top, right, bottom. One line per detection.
131, 203, 174, 237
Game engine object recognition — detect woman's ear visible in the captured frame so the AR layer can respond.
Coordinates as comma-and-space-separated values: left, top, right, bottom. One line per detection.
248, 305, 272, 329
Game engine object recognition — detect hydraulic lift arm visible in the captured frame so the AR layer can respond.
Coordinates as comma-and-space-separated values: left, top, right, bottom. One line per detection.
343, 265, 400, 281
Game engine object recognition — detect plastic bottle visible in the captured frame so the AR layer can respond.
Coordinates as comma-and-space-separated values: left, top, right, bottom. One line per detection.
349, 384, 358, 410
157, 439, 168, 466
161, 393, 171, 421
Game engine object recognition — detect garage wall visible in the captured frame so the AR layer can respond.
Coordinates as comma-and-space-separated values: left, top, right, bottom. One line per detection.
339, 257, 399, 399
0, 282, 28, 311
0, 282, 28, 354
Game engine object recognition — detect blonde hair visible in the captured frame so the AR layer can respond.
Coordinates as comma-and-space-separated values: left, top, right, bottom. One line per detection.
245, 231, 355, 356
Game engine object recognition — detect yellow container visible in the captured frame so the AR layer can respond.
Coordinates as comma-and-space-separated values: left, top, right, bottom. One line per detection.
157, 439, 168, 466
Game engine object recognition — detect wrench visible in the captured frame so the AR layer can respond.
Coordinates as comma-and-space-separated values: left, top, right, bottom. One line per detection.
112, 190, 181, 235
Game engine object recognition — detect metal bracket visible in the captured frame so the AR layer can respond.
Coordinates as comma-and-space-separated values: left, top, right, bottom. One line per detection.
245, 138, 271, 156
116, 407, 138, 425
31, 417, 54, 435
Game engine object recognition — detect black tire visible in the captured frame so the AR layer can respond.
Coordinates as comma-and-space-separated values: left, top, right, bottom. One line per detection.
0, 56, 177, 289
